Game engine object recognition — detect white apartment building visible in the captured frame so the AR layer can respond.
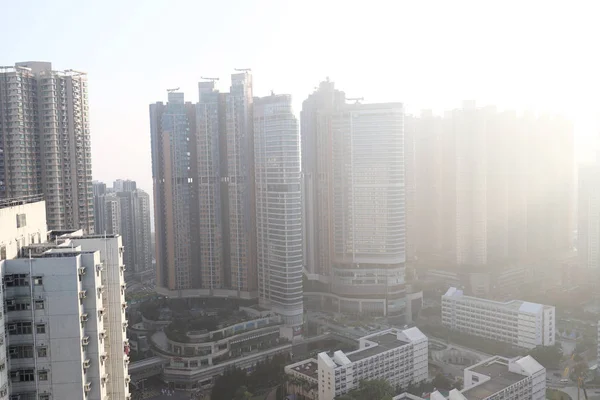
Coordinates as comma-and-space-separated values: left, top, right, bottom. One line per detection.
0, 196, 46, 400
62, 233, 130, 400
0, 197, 129, 399
392, 355, 545, 400
442, 287, 555, 349
287, 327, 428, 400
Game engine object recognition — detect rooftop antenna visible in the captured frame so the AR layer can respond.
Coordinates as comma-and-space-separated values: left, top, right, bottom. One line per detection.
270, 90, 275, 96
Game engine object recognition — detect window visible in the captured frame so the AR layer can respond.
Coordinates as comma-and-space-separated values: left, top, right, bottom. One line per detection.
35, 300, 44, 310
0, 245, 6, 260
10, 369, 35, 382
38, 370, 48, 381
7, 322, 32, 335
16, 213, 26, 228
39, 395, 50, 400
9, 345, 33, 359
37, 347, 47, 357
33, 276, 43, 285
5, 274, 29, 287
6, 298, 31, 312
36, 324, 46, 334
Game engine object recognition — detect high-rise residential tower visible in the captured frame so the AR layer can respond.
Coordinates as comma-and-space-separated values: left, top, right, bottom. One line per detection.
301, 82, 406, 317
578, 162, 600, 272
226, 72, 257, 293
150, 92, 196, 290
196, 81, 226, 289
150, 72, 260, 298
0, 62, 94, 233
330, 102, 406, 316
0, 197, 129, 400
301, 80, 346, 279
254, 94, 303, 328
117, 189, 152, 277
410, 105, 573, 270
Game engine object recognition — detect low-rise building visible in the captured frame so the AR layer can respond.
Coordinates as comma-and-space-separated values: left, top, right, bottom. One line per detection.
442, 287, 555, 349
394, 355, 545, 400
286, 327, 427, 400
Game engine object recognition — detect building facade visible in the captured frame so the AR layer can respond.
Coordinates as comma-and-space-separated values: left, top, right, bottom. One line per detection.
578, 163, 600, 271
195, 81, 225, 290
94, 192, 121, 236
225, 72, 257, 293
151, 73, 258, 297
330, 102, 406, 317
0, 197, 129, 399
442, 287, 555, 349
0, 62, 94, 233
289, 327, 428, 400
409, 105, 573, 267
254, 94, 303, 328
116, 189, 152, 277
150, 92, 196, 290
301, 82, 406, 318
301, 80, 346, 279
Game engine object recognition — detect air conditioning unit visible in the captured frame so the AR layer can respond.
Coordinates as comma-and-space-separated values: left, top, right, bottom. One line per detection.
79, 290, 87, 299
101, 374, 109, 384
100, 354, 108, 362
83, 359, 90, 369
98, 309, 105, 318
80, 313, 89, 322
78, 267, 86, 275
84, 382, 91, 392
82, 336, 89, 346
99, 331, 106, 340
95, 264, 103, 273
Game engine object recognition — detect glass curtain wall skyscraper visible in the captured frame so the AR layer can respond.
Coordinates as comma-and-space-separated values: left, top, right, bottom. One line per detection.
254, 94, 303, 327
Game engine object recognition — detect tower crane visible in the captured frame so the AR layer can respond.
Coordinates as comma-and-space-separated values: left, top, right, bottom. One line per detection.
234, 68, 252, 72
200, 77, 219, 82
167, 87, 180, 93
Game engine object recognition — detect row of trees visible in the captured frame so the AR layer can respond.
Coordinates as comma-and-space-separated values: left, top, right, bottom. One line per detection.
211, 353, 290, 400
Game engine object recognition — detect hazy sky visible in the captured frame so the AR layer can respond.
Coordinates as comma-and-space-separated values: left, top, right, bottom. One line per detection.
2, 0, 599, 193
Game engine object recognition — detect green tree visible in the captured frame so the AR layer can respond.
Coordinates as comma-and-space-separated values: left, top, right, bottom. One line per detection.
527, 344, 563, 369
233, 386, 253, 400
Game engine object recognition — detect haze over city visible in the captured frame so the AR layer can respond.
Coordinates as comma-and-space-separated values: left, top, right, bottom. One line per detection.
4, 1, 600, 400
3, 0, 600, 193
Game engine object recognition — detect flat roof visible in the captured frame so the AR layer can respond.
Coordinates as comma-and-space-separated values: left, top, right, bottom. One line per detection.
346, 332, 408, 362
462, 361, 526, 400
444, 286, 552, 312
290, 360, 319, 380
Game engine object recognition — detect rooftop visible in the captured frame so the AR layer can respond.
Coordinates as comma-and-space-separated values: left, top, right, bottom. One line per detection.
347, 332, 409, 362
443, 287, 553, 312
0, 194, 44, 209
289, 360, 319, 381
462, 359, 527, 400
